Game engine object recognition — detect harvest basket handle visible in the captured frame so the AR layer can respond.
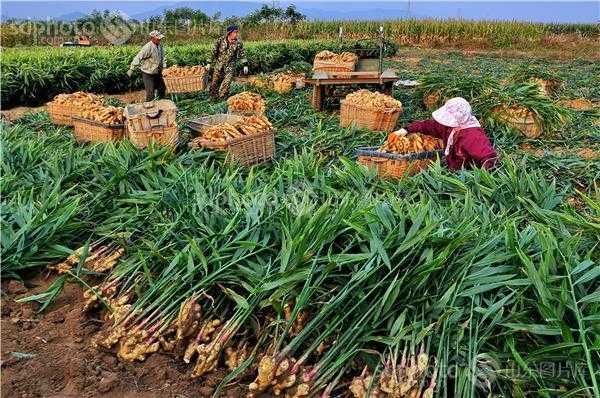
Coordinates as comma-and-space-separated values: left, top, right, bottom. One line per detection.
141, 101, 162, 118
146, 109, 163, 119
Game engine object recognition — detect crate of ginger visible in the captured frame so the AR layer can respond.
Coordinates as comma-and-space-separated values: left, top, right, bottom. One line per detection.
46, 91, 104, 126
187, 113, 275, 166
340, 90, 403, 132
313, 50, 358, 72
356, 132, 444, 179
162, 65, 207, 94
72, 104, 125, 143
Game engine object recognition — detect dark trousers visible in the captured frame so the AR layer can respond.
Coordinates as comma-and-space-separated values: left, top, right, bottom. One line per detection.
142, 72, 166, 102
209, 67, 234, 99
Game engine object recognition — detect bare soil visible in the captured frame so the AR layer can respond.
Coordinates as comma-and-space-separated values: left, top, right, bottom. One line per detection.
0, 275, 239, 398
1, 105, 47, 123
111, 90, 148, 104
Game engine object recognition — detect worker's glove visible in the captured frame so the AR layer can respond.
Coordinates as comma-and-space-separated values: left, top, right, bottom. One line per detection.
243, 66, 249, 75
126, 69, 133, 77
387, 128, 408, 143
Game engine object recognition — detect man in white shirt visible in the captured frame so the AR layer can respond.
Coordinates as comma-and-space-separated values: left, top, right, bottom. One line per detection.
127, 31, 167, 101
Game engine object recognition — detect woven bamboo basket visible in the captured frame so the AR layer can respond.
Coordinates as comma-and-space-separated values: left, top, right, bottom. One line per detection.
127, 124, 178, 148
187, 114, 275, 166
531, 78, 561, 96
313, 59, 356, 72
47, 102, 76, 126
72, 117, 125, 143
164, 74, 206, 94
340, 100, 402, 132
124, 100, 178, 133
494, 108, 542, 139
356, 147, 443, 179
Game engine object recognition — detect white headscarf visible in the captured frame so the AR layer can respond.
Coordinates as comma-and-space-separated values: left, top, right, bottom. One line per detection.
432, 97, 481, 156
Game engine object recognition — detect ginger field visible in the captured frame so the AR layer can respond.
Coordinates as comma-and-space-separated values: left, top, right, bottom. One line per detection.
1, 47, 599, 398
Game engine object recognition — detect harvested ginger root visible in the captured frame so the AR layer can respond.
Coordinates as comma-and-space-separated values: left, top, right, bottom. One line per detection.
345, 89, 402, 110
379, 132, 443, 154
163, 65, 206, 77
227, 91, 265, 113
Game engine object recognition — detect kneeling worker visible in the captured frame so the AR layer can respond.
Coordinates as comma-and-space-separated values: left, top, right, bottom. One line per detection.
209, 25, 248, 99
390, 97, 498, 170
127, 31, 167, 102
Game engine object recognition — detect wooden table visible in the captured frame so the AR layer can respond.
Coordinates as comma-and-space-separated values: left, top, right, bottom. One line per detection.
304, 68, 400, 111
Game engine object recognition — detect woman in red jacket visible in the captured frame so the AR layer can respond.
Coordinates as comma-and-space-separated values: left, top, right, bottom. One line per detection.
390, 97, 498, 170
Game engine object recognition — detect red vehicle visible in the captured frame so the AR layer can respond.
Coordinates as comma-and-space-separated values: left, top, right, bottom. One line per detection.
61, 36, 92, 47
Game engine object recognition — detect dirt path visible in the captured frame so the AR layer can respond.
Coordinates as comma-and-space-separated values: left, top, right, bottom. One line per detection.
0, 275, 238, 398
1, 105, 47, 123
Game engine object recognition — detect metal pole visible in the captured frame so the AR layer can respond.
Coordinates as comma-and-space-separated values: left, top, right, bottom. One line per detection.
379, 25, 384, 75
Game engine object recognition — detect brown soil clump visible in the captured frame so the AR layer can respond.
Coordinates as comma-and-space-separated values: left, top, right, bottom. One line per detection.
1, 275, 242, 398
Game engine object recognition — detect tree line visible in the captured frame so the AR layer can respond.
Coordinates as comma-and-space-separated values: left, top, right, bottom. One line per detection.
0, 5, 307, 46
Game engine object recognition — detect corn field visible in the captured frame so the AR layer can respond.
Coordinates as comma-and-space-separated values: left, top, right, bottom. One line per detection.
243, 19, 599, 47
2, 18, 599, 48
1, 46, 599, 397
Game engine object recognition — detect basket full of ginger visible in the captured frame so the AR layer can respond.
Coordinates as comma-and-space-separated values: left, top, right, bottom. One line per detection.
313, 50, 358, 72
162, 65, 207, 94
356, 131, 444, 179
187, 113, 275, 166
46, 92, 104, 126
72, 104, 125, 143
341, 89, 403, 132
